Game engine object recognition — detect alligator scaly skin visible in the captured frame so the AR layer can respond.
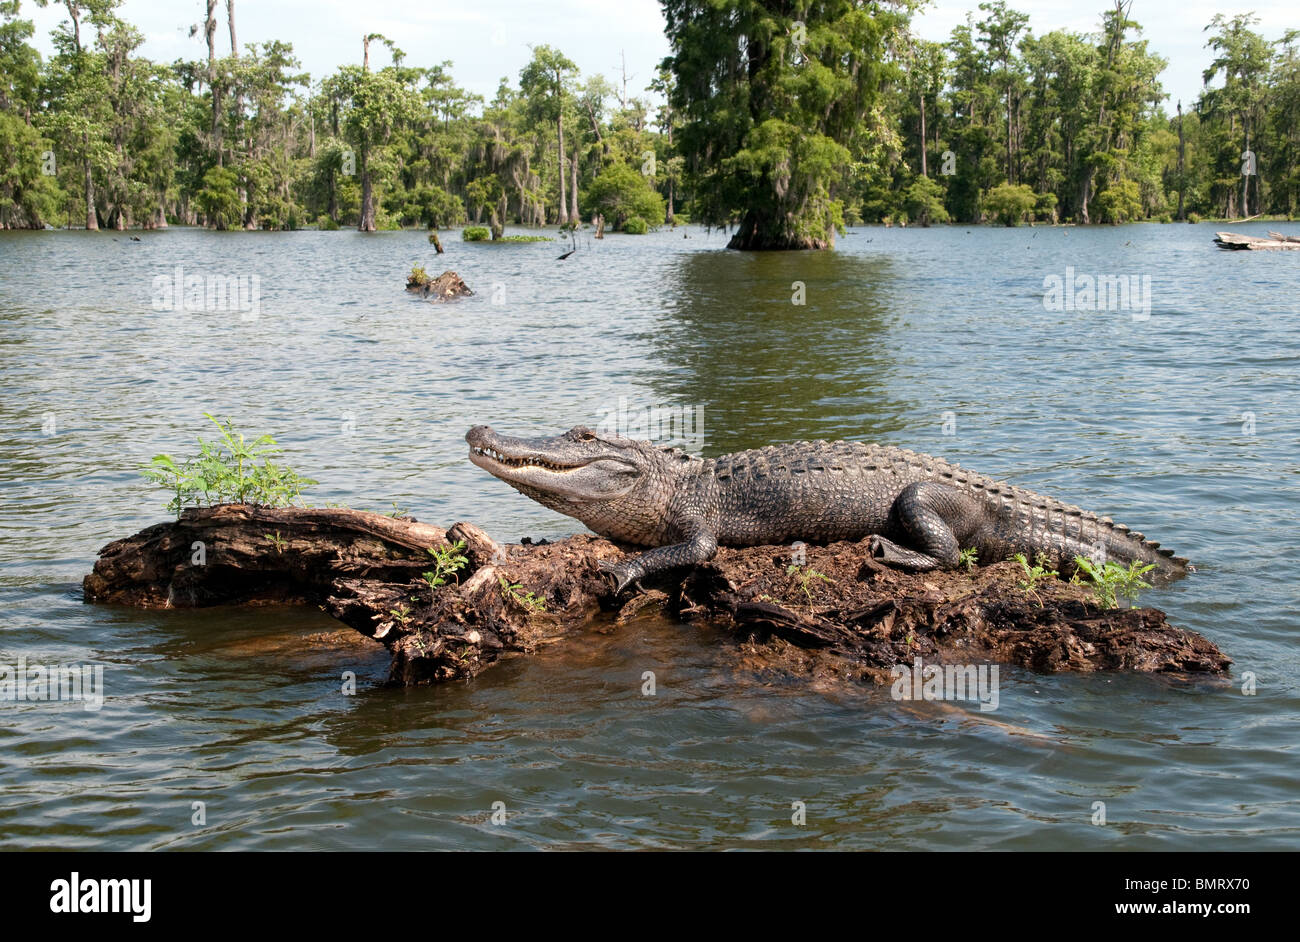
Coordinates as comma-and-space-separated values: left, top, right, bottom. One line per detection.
466, 427, 1188, 593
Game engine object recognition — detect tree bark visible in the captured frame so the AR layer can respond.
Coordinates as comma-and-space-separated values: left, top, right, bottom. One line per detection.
358, 147, 375, 231
555, 110, 568, 225
920, 93, 928, 177
82, 139, 97, 230
84, 505, 1230, 687
727, 209, 830, 250
569, 142, 580, 224
1176, 101, 1186, 220
206, 0, 221, 166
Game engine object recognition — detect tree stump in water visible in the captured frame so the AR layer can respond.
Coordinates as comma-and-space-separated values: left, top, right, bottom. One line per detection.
83, 505, 1230, 687
404, 269, 472, 300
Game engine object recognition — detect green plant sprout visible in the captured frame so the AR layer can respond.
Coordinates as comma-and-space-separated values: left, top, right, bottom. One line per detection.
958, 547, 979, 571
498, 576, 546, 614
423, 540, 469, 590
1013, 552, 1058, 606
264, 531, 288, 553
141, 414, 317, 518
786, 563, 833, 603
1072, 556, 1156, 609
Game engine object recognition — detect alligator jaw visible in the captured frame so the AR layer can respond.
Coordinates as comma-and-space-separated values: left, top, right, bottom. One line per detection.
468, 443, 588, 475
465, 425, 643, 504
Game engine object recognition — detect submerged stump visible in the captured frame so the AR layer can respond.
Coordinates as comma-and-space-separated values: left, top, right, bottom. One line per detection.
404, 269, 472, 300
84, 505, 1230, 687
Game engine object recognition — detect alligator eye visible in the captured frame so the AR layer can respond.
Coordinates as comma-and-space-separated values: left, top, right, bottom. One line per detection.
579, 431, 595, 441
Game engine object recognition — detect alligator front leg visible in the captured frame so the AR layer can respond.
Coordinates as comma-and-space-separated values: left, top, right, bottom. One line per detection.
600, 518, 718, 594
870, 481, 978, 571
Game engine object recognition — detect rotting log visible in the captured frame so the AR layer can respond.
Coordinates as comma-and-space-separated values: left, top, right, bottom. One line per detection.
404, 269, 472, 299
1214, 231, 1300, 251
83, 505, 1230, 687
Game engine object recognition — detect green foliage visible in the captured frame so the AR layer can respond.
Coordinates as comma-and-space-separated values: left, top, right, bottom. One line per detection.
984, 182, 1037, 226
1094, 179, 1143, 224
140, 414, 316, 518
1071, 556, 1156, 609
662, 0, 902, 248
0, 111, 62, 228
958, 547, 979, 571
581, 162, 664, 229
322, 60, 423, 231
423, 540, 468, 590
496, 234, 552, 242
902, 176, 950, 226
461, 225, 490, 241
786, 563, 833, 603
316, 214, 340, 231
195, 166, 242, 230
4, 0, 1299, 233
409, 185, 464, 228
622, 215, 648, 234
1013, 552, 1058, 605
498, 576, 546, 614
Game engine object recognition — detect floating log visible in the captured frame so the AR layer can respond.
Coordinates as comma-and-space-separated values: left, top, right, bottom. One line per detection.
83, 505, 1230, 687
404, 269, 472, 299
1214, 231, 1300, 251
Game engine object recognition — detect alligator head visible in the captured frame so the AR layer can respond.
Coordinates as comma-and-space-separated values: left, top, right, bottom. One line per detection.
467, 425, 684, 543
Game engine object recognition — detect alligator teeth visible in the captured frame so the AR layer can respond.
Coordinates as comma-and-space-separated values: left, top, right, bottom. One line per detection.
474, 446, 572, 472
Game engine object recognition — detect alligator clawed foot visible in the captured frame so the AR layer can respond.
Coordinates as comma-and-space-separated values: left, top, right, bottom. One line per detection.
598, 559, 644, 596
868, 535, 916, 567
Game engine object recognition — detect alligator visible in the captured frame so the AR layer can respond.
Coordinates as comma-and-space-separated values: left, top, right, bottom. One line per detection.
466, 425, 1189, 594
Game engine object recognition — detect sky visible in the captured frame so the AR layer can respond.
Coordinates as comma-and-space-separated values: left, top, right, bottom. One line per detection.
19, 0, 1297, 113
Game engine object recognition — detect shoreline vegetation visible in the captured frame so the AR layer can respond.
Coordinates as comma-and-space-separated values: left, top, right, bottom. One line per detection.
1, 1, 1297, 246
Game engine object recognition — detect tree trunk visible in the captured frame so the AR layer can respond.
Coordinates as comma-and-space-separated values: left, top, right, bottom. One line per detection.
205, 1, 222, 166
1176, 102, 1186, 220
569, 143, 580, 224
556, 112, 568, 225
919, 93, 928, 177
1005, 88, 1013, 183
83, 505, 1231, 688
358, 147, 375, 231
727, 208, 831, 250
1241, 127, 1250, 219
81, 131, 97, 231
64, 5, 96, 230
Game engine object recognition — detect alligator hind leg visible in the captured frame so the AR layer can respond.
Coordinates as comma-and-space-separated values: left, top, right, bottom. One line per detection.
869, 481, 978, 571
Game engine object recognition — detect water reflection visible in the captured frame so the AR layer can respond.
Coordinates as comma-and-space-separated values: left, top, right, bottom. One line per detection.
649, 247, 912, 454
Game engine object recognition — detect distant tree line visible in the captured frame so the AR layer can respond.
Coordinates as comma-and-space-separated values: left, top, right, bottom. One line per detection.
1, 0, 1296, 246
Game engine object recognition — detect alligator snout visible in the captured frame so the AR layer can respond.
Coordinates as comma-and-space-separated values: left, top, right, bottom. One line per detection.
466, 425, 494, 447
